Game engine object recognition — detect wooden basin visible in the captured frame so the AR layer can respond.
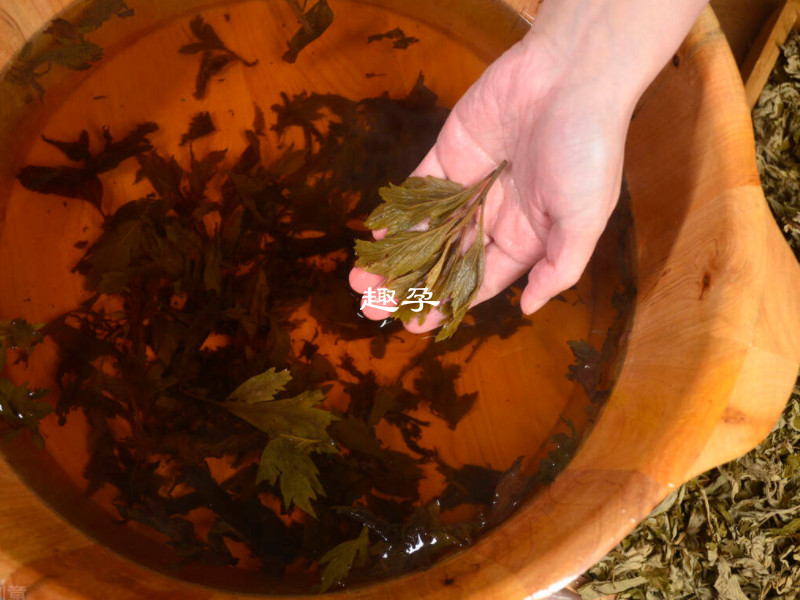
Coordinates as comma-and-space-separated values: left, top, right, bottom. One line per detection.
1, 1, 799, 599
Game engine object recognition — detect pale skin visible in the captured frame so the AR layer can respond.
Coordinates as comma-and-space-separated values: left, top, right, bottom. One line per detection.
350, 0, 710, 332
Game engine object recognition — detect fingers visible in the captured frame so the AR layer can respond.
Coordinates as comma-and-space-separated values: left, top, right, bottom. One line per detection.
519, 218, 603, 315
348, 267, 389, 320
348, 267, 384, 294
472, 243, 540, 306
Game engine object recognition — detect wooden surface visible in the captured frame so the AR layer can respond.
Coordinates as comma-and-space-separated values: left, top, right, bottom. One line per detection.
1, 1, 800, 600
741, 0, 800, 108
0, 0, 784, 69
712, 0, 783, 65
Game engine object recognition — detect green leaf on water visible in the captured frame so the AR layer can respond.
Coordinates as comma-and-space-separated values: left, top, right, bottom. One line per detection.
0, 331, 51, 448
318, 526, 370, 592
225, 368, 336, 443
227, 367, 291, 405
0, 318, 45, 356
257, 436, 326, 517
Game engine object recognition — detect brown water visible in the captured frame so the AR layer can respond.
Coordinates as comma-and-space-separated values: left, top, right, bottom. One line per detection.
0, 0, 633, 594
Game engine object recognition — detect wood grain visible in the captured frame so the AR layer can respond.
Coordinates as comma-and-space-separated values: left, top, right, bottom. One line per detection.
0, 2, 799, 600
711, 0, 783, 65
741, 0, 800, 109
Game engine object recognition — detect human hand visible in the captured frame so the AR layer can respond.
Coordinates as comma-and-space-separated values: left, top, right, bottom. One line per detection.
350, 0, 708, 334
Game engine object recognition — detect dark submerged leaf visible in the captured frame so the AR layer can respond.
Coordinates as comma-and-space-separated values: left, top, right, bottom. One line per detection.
179, 16, 257, 99
179, 112, 216, 146
367, 27, 420, 49
282, 0, 334, 64
17, 166, 103, 209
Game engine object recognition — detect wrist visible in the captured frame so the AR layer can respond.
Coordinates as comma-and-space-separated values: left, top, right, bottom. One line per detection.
519, 0, 709, 112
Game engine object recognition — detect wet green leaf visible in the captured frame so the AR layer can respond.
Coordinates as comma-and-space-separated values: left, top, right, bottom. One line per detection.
0, 339, 51, 448
225, 369, 336, 442
318, 526, 370, 592
0, 318, 45, 356
257, 437, 325, 517
355, 162, 505, 339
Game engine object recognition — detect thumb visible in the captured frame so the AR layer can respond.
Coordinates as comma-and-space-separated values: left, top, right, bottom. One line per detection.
519, 218, 604, 315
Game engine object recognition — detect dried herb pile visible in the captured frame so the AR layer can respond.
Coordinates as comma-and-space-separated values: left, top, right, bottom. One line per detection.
754, 30, 800, 259
578, 30, 800, 600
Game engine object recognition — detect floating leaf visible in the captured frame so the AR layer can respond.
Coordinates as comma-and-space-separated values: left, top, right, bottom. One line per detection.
367, 27, 419, 50
257, 436, 325, 517
0, 338, 51, 448
179, 16, 257, 99
227, 367, 291, 405
180, 112, 216, 146
17, 166, 103, 209
566, 339, 602, 398
17, 123, 158, 213
42, 130, 91, 162
318, 527, 370, 592
77, 0, 135, 34
225, 369, 336, 443
282, 0, 334, 64
0, 318, 45, 356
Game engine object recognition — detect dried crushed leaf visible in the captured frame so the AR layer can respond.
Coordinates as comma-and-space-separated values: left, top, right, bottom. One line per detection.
579, 395, 800, 600
754, 30, 800, 259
